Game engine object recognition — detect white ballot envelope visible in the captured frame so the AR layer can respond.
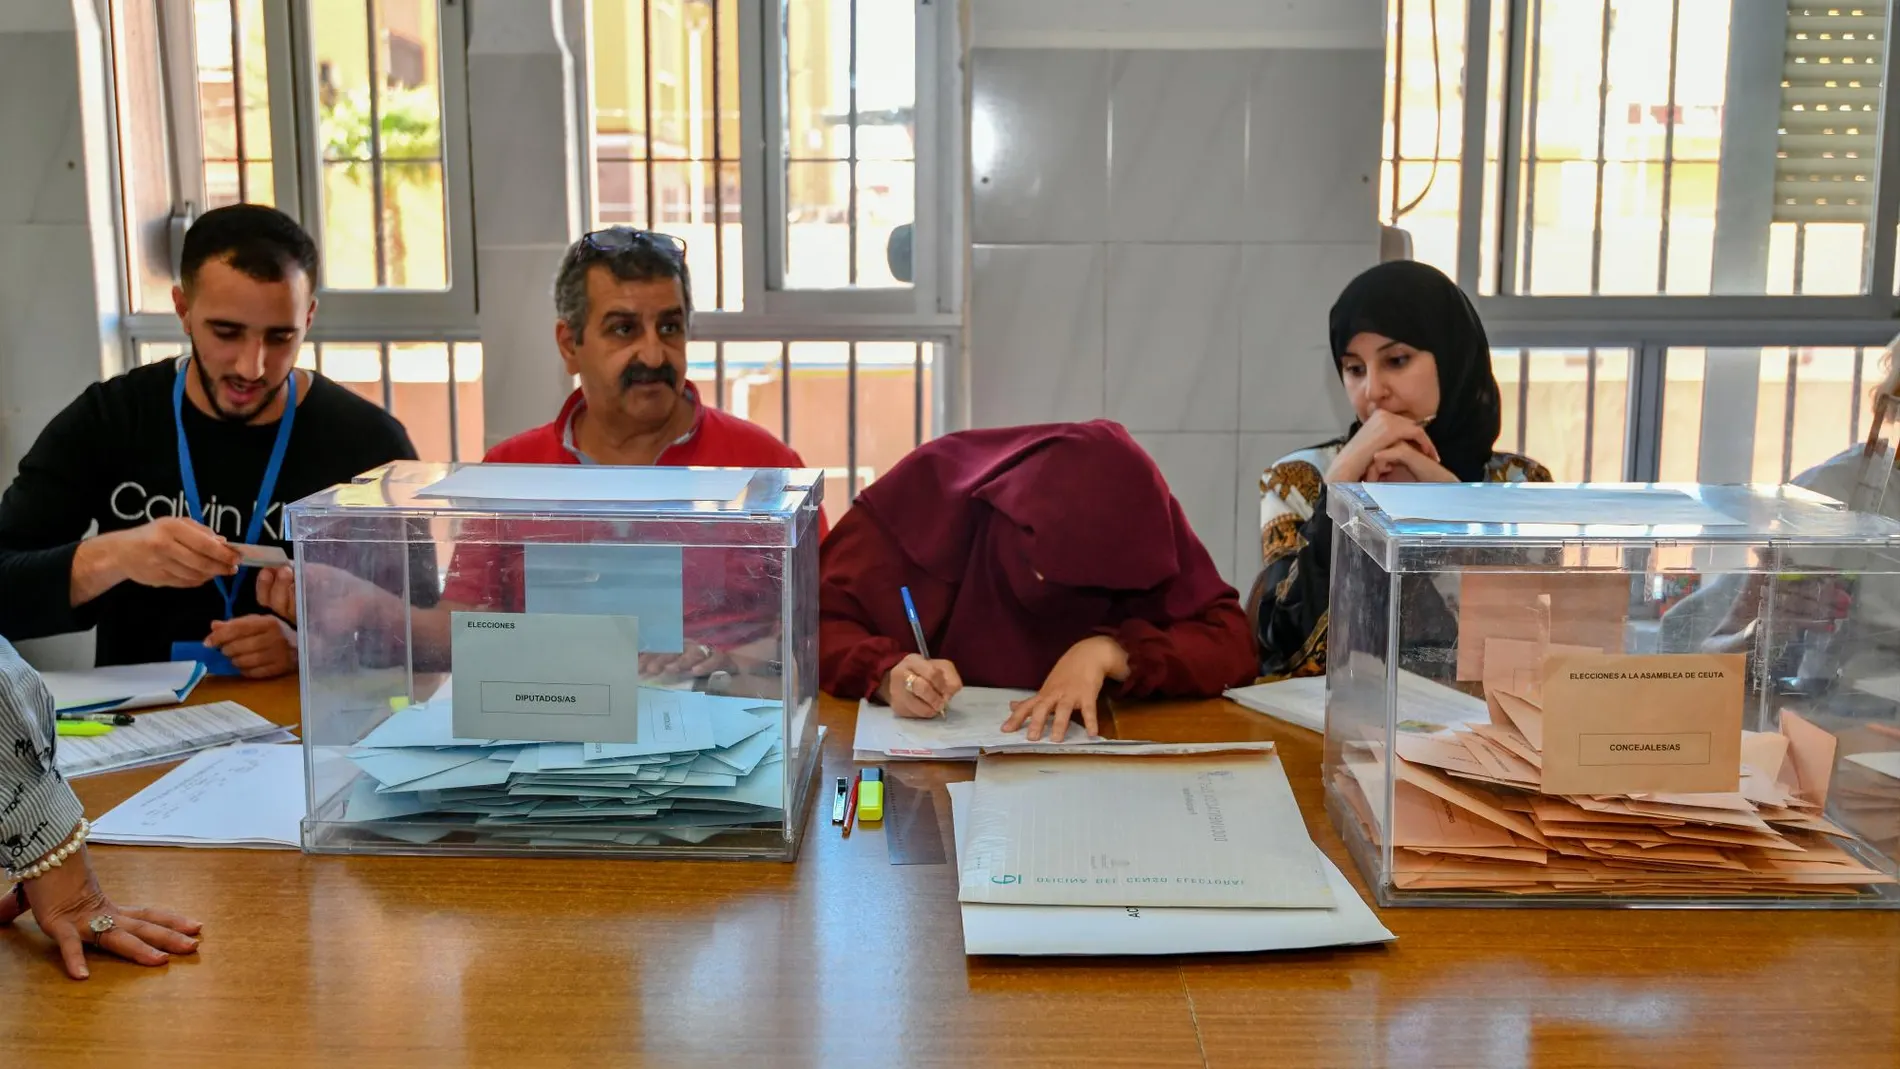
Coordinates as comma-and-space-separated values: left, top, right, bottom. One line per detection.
450, 611, 643, 744
957, 748, 1335, 910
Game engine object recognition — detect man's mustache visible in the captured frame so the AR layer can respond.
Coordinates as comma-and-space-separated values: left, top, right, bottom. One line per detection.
620, 361, 679, 391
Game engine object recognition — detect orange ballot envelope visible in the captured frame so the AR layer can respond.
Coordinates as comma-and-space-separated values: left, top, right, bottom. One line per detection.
1455, 571, 1629, 682
1537, 652, 1745, 796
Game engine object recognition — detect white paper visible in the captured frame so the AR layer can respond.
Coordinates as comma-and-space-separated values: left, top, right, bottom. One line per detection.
1846, 750, 1900, 780
91, 744, 315, 849
1853, 672, 1900, 704
957, 749, 1334, 909
1227, 668, 1488, 737
39, 661, 206, 714
55, 701, 286, 778
1359, 483, 1743, 527
852, 686, 1097, 759
418, 464, 754, 504
1226, 677, 1327, 733
946, 783, 1392, 956
231, 542, 290, 567
450, 611, 643, 744
524, 544, 685, 653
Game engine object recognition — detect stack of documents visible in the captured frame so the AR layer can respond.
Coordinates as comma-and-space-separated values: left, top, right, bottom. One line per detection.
39, 661, 206, 714
332, 687, 787, 847
91, 744, 318, 849
948, 744, 1393, 955
1332, 639, 1895, 895
854, 686, 1100, 760
55, 701, 291, 778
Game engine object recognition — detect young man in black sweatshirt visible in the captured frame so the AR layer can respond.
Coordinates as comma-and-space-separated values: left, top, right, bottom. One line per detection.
0, 204, 418, 676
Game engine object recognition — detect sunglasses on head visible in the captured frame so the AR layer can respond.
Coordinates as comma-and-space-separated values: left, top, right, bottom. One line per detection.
581, 227, 688, 259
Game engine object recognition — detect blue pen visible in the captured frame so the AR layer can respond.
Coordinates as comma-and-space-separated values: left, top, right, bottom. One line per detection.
900, 586, 931, 659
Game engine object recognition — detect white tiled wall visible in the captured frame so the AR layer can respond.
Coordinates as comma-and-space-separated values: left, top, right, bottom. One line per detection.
969, 244, 1107, 428
0, 5, 119, 671
970, 47, 1382, 588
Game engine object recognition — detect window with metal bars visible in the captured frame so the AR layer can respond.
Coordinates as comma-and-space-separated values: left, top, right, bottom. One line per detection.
116, 1, 475, 312
135, 340, 485, 463
587, 0, 941, 313
114, 1, 958, 504
1385, 1, 1900, 483
585, 0, 960, 510
687, 339, 936, 511
111, 0, 481, 473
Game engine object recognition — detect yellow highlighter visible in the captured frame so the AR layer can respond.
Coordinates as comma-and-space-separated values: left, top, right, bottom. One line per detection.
55, 721, 114, 737
856, 768, 884, 823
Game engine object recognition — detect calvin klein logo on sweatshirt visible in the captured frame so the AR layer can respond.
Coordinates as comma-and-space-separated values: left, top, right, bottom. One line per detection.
111, 482, 284, 541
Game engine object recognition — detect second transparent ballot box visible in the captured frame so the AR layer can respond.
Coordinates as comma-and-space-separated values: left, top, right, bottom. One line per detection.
287, 461, 824, 861
1323, 481, 1900, 907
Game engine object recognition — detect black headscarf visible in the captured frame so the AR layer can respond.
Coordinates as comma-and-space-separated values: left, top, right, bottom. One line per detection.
1327, 261, 1502, 482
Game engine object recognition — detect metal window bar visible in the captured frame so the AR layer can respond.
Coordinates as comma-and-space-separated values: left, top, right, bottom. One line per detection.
1518, 0, 1544, 293
1781, 348, 1800, 483
446, 341, 460, 463
365, 0, 389, 287
1850, 344, 1867, 444
715, 340, 727, 409
1655, 0, 1683, 293
1588, 0, 1611, 295
1454, 0, 1492, 291
1390, 0, 1407, 221
847, 342, 859, 497
1582, 347, 1599, 480
710, 0, 725, 307
642, 0, 657, 228
779, 341, 792, 444
913, 342, 923, 448
1625, 343, 1668, 482
1516, 349, 1530, 452
847, 0, 859, 285
230, 0, 249, 203
1794, 222, 1808, 293
380, 341, 394, 410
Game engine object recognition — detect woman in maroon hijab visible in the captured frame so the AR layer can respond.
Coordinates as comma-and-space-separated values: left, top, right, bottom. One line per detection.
820, 420, 1256, 743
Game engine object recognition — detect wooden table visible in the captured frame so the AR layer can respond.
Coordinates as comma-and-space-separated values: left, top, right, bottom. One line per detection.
4, 679, 1897, 1068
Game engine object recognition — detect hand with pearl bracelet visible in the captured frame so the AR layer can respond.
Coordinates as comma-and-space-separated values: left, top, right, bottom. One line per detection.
3, 819, 204, 980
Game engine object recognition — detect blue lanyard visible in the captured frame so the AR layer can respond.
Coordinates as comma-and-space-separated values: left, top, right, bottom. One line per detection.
172, 359, 298, 620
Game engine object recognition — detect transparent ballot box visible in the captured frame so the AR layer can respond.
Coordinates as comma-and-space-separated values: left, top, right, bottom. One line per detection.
1323, 482, 1900, 907
287, 461, 824, 861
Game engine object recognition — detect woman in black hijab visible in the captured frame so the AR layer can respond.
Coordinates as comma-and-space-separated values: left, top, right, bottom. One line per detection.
1245, 261, 1551, 679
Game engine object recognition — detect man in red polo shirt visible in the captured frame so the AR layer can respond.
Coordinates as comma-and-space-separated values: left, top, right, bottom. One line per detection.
445, 228, 826, 678
261, 230, 823, 681
484, 228, 817, 478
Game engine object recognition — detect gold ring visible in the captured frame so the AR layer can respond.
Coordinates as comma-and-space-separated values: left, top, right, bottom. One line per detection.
904, 673, 916, 694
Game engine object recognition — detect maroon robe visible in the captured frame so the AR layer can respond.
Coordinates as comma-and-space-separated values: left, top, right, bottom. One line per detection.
819, 420, 1256, 700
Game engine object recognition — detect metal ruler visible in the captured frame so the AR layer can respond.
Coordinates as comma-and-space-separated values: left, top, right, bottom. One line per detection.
881, 769, 949, 866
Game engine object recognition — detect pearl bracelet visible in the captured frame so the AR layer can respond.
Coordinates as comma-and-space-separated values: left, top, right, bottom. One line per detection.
5, 819, 90, 883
